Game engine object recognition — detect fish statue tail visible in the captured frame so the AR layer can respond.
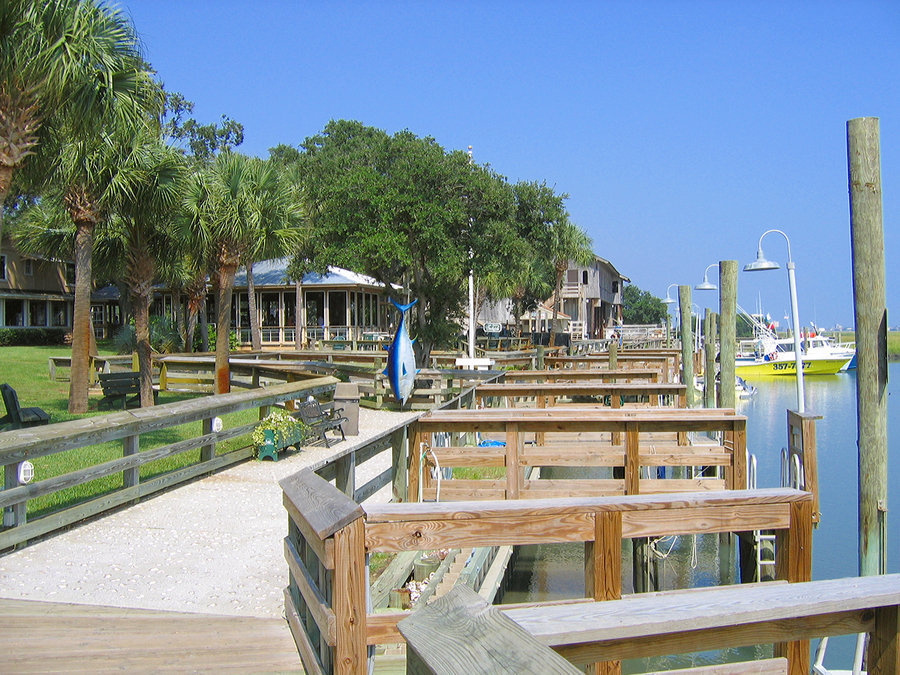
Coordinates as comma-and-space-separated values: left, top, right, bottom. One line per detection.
390, 298, 418, 314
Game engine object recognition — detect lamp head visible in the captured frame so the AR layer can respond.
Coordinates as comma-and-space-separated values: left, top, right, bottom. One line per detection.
664, 294, 676, 304
743, 248, 780, 272
695, 276, 717, 291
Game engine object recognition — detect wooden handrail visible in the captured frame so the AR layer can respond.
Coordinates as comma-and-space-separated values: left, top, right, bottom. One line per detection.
281, 469, 363, 542
505, 574, 900, 674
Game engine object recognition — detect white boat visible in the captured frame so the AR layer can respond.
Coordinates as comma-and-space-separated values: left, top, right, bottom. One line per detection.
735, 313, 854, 376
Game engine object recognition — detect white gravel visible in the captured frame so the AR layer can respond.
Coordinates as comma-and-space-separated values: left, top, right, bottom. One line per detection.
0, 407, 419, 618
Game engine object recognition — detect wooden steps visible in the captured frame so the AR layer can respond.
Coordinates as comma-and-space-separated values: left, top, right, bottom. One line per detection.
0, 598, 303, 673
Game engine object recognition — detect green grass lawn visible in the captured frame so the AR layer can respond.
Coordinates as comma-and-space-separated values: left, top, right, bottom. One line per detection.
830, 330, 900, 359
1, 344, 258, 518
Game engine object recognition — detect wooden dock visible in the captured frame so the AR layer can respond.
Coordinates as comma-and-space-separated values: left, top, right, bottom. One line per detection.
0, 598, 303, 673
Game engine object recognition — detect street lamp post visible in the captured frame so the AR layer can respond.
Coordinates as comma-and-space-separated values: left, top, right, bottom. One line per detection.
663, 284, 678, 348
744, 229, 805, 413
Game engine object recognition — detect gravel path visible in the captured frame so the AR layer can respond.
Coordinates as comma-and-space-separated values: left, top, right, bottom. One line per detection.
0, 407, 419, 619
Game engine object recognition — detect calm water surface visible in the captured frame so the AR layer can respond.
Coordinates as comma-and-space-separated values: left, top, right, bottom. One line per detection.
500, 362, 899, 671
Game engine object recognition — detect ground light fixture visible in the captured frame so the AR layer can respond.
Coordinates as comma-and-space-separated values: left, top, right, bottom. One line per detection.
743, 229, 805, 413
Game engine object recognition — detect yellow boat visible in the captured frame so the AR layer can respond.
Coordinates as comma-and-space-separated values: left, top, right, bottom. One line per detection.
735, 355, 851, 376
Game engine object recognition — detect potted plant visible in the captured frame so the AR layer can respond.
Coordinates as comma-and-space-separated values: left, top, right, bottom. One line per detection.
251, 408, 308, 461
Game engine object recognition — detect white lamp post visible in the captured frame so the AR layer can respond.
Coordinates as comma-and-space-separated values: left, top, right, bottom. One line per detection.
743, 229, 805, 413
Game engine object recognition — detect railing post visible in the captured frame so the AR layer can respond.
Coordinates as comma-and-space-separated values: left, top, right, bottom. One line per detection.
408, 423, 423, 502
123, 434, 139, 489
391, 426, 408, 503
774, 498, 813, 673
200, 417, 215, 463
335, 453, 355, 498
505, 422, 521, 499
333, 517, 367, 674
585, 511, 623, 675
788, 410, 821, 524
2, 462, 25, 529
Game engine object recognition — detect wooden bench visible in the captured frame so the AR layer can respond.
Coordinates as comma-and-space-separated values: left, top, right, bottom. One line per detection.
298, 399, 347, 447
0, 384, 51, 430
98, 372, 156, 410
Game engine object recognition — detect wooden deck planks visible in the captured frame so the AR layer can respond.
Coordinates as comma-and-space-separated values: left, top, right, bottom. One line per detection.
0, 598, 302, 673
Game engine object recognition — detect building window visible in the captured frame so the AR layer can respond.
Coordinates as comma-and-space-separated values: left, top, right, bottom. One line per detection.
65, 263, 75, 285
261, 293, 280, 327
52, 301, 68, 327
613, 281, 620, 293
582, 270, 588, 285
30, 300, 47, 326
5, 298, 24, 326
24, 259, 34, 276
0, 255, 6, 281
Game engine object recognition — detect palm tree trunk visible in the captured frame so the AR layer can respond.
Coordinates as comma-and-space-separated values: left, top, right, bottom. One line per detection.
0, 167, 12, 258
174, 290, 186, 352
247, 263, 261, 351
185, 303, 198, 354
294, 279, 302, 350
214, 264, 237, 394
133, 290, 154, 407
200, 297, 209, 351
549, 272, 563, 348
68, 221, 95, 414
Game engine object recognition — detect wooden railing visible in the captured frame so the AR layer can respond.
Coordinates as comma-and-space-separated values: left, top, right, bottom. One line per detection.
545, 353, 678, 383
502, 368, 661, 383
0, 377, 338, 550
475, 382, 687, 410
281, 469, 813, 675
404, 575, 900, 675
407, 408, 747, 502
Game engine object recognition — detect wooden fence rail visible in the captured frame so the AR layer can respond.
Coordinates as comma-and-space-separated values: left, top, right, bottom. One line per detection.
545, 354, 678, 382
502, 369, 661, 383
406, 575, 900, 675
407, 407, 747, 502
281, 468, 813, 675
0, 377, 338, 550
475, 382, 687, 410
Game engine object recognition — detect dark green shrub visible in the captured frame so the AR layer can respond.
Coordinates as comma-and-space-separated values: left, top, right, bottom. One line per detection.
0, 327, 69, 346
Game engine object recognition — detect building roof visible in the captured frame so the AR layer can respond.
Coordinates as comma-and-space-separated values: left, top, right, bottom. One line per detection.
233, 258, 391, 289
594, 255, 630, 283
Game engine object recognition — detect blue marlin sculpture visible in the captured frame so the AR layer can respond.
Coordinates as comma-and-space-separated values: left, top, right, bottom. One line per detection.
385, 299, 418, 404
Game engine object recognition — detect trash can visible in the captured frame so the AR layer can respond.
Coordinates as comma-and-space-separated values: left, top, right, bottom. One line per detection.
333, 382, 359, 436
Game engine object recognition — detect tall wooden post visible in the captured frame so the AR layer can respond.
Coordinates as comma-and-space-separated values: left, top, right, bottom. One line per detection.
678, 286, 695, 407
608, 339, 618, 370
704, 310, 717, 408
848, 116, 888, 576
718, 261, 737, 410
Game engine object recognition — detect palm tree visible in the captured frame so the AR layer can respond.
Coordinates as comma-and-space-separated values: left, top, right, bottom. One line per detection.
0, 0, 145, 255
243, 158, 303, 351
182, 152, 261, 394
100, 131, 184, 406
548, 219, 594, 347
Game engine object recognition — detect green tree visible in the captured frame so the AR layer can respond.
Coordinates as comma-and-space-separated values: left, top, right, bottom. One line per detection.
163, 91, 243, 162
0, 0, 146, 255
299, 120, 517, 360
242, 158, 303, 351
547, 220, 594, 347
97, 131, 185, 405
622, 284, 668, 324
182, 152, 268, 393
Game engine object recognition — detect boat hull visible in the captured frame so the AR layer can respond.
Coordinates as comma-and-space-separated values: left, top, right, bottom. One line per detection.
735, 357, 851, 376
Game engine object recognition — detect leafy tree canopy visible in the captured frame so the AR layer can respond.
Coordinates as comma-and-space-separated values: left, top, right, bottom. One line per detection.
622, 284, 668, 324
163, 91, 243, 162
298, 119, 519, 357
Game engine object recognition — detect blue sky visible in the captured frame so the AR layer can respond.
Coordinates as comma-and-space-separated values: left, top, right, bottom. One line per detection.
122, 0, 898, 329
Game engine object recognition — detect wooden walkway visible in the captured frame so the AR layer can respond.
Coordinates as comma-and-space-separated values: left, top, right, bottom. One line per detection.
0, 598, 303, 673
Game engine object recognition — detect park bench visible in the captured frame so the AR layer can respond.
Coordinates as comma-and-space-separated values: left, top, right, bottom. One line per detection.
297, 398, 347, 447
0, 384, 51, 430
98, 372, 157, 410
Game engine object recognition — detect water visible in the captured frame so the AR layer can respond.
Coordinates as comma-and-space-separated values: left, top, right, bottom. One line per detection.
500, 363, 899, 671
